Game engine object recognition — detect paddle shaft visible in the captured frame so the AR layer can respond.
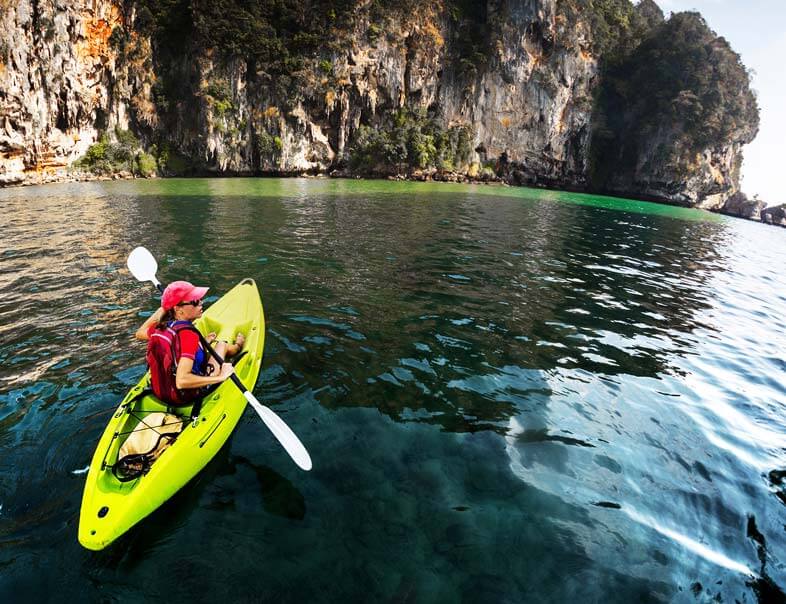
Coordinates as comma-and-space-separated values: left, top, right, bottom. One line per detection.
185, 308, 312, 470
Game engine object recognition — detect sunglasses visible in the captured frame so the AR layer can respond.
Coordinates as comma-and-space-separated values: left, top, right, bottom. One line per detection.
177, 299, 203, 307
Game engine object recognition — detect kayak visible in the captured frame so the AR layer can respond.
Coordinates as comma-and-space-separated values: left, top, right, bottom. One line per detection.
78, 278, 265, 550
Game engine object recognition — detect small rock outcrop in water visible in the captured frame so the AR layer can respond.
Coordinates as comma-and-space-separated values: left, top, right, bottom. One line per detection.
0, 0, 760, 210
761, 204, 786, 228
717, 192, 766, 221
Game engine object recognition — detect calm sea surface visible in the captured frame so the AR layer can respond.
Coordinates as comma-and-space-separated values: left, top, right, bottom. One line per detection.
1, 178, 785, 602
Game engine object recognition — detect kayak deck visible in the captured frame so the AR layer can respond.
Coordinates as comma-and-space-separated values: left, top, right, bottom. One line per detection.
78, 279, 264, 550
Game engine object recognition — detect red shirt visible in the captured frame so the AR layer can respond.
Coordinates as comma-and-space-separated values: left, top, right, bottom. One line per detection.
147, 321, 207, 373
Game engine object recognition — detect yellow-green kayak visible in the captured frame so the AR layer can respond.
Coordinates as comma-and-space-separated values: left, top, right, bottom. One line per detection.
78, 278, 265, 550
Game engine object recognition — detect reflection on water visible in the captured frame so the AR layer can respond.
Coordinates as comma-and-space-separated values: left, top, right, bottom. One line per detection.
0, 178, 785, 601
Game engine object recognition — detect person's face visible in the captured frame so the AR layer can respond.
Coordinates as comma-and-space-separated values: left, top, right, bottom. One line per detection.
174, 298, 204, 320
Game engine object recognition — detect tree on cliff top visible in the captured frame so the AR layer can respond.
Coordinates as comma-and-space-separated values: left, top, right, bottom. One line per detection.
635, 0, 664, 29
590, 11, 759, 188
564, 0, 661, 63
621, 12, 759, 146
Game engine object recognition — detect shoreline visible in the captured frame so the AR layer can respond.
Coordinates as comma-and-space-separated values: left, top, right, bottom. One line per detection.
2, 169, 783, 228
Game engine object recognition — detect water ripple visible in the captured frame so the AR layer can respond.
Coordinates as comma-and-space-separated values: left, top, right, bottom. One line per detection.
1, 179, 785, 601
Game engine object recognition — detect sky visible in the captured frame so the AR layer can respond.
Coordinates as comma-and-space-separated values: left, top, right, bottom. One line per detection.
651, 0, 785, 204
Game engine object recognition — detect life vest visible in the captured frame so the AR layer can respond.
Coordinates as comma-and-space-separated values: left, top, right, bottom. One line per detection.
146, 322, 205, 406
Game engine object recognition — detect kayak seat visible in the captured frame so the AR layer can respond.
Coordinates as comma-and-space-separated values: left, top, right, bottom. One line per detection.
112, 412, 184, 482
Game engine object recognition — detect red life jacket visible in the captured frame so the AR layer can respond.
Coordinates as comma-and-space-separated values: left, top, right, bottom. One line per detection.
146, 323, 204, 406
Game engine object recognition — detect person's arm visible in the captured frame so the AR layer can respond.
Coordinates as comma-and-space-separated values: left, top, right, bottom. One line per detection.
175, 357, 234, 389
135, 308, 165, 341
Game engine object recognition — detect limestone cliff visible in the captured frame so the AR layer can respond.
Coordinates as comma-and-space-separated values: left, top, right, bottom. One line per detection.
0, 0, 760, 211
588, 9, 759, 209
0, 0, 151, 184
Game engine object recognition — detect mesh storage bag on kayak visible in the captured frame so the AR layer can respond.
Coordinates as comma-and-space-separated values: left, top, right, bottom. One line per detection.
113, 412, 183, 482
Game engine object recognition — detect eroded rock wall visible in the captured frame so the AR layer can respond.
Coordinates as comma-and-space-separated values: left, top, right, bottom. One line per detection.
158, 0, 597, 183
0, 1, 128, 184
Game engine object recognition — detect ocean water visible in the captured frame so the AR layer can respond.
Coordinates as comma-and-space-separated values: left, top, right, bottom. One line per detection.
0, 178, 785, 602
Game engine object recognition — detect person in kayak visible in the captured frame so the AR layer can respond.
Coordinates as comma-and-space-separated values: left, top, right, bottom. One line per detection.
134, 280, 244, 393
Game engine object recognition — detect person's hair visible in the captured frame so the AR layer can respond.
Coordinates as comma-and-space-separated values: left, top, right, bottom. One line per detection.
156, 308, 175, 329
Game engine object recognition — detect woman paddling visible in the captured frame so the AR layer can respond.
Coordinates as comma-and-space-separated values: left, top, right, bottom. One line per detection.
135, 280, 244, 399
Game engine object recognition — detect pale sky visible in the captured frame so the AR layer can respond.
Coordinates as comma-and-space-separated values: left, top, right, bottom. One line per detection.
651, 1, 785, 204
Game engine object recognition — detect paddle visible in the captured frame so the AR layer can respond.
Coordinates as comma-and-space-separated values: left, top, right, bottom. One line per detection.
126, 246, 313, 471
128, 246, 163, 292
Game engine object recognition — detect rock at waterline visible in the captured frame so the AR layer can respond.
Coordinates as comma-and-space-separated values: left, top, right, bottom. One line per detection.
761, 204, 786, 227
719, 191, 765, 220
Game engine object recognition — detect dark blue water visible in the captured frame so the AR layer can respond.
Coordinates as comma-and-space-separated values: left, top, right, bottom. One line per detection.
1, 178, 785, 602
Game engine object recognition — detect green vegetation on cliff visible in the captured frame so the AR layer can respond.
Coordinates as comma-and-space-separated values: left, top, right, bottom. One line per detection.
74, 129, 157, 177
74, 128, 192, 177
563, 0, 663, 61
590, 10, 759, 189
136, 0, 356, 73
349, 109, 473, 175
446, 0, 489, 79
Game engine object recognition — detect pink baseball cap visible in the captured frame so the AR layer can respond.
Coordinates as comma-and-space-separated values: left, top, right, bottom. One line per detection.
161, 280, 209, 310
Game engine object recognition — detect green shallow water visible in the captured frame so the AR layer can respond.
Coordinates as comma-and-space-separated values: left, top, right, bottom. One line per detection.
0, 178, 784, 602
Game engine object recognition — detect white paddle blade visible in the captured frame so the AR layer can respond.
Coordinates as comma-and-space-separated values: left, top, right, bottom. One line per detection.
244, 392, 313, 471
127, 246, 160, 288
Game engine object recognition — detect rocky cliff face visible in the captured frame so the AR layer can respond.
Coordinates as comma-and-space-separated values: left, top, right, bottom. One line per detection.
0, 0, 759, 211
148, 0, 597, 186
588, 8, 758, 209
442, 0, 597, 188
0, 1, 132, 184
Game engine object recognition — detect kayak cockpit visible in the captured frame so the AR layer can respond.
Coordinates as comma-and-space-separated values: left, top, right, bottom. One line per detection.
98, 386, 193, 482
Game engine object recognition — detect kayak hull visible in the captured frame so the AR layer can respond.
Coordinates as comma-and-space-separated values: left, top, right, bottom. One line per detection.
78, 279, 265, 550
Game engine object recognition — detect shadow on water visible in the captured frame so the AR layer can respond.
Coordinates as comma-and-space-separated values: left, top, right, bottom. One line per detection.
208, 454, 307, 520
85, 438, 305, 575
